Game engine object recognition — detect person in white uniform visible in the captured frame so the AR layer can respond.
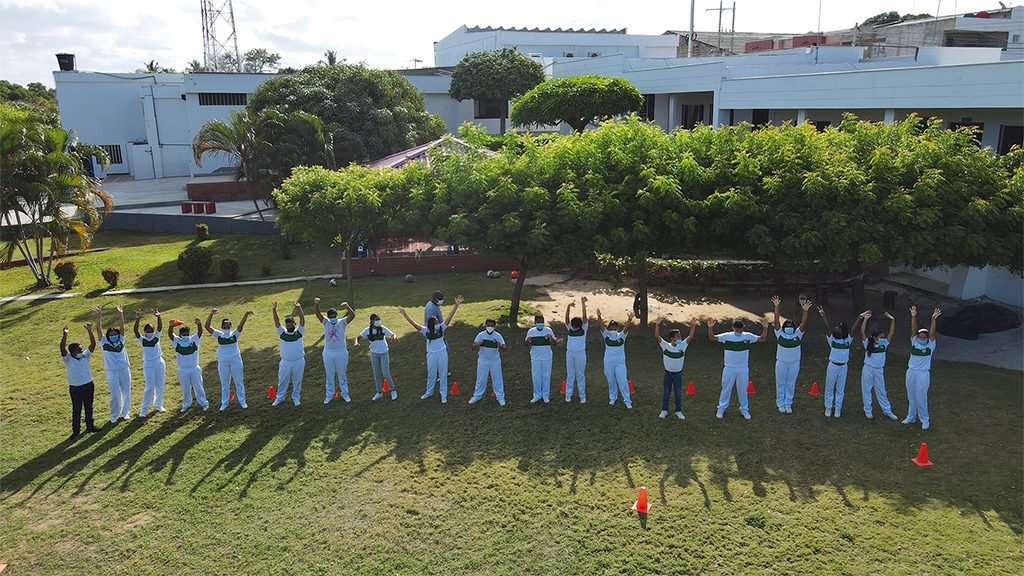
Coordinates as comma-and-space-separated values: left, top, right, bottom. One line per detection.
817, 307, 866, 418
470, 318, 507, 405
60, 323, 100, 439
354, 313, 399, 401
771, 295, 812, 414
654, 316, 697, 420
205, 308, 253, 411
904, 306, 941, 430
859, 309, 898, 421
563, 297, 589, 403
314, 298, 355, 404
172, 318, 209, 412
93, 305, 132, 423
272, 301, 306, 407
596, 308, 635, 409
708, 317, 769, 420
134, 308, 167, 417
525, 314, 557, 404
398, 295, 463, 404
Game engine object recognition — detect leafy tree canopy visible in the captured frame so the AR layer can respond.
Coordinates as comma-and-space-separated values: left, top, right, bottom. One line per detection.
510, 75, 644, 133
449, 48, 546, 134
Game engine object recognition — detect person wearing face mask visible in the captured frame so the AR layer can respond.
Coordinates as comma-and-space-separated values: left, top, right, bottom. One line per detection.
525, 314, 557, 404
470, 318, 507, 405
860, 309, 899, 421
654, 315, 698, 420
314, 298, 356, 405
424, 290, 445, 325
398, 295, 463, 404
904, 306, 941, 430
272, 301, 306, 407
355, 313, 398, 401
708, 316, 769, 420
596, 308, 635, 409
134, 308, 166, 418
60, 323, 100, 439
172, 317, 209, 412
563, 297, 589, 403
93, 305, 132, 423
205, 308, 253, 411
771, 295, 812, 414
817, 307, 866, 418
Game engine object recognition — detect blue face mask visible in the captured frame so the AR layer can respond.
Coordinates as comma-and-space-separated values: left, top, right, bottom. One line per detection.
329, 317, 338, 325
783, 326, 795, 335
110, 334, 121, 344
535, 323, 544, 329
179, 334, 192, 343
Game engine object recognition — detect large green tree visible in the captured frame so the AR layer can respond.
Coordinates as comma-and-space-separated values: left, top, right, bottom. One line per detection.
449, 48, 546, 135
248, 64, 446, 166
511, 75, 644, 133
0, 80, 58, 119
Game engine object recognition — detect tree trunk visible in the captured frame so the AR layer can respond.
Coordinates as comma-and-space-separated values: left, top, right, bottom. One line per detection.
499, 101, 507, 135
3, 212, 40, 282
848, 259, 866, 316
633, 255, 649, 328
508, 259, 527, 328
246, 180, 265, 222
345, 248, 355, 309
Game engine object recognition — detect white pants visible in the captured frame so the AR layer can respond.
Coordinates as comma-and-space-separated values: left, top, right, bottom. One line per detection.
472, 358, 504, 401
605, 361, 631, 406
861, 364, 893, 417
531, 356, 552, 401
276, 358, 305, 403
905, 368, 931, 426
565, 351, 586, 400
218, 357, 245, 406
824, 362, 848, 410
139, 360, 166, 416
775, 359, 799, 410
105, 366, 132, 421
425, 350, 449, 400
717, 366, 749, 413
323, 351, 349, 399
178, 367, 207, 409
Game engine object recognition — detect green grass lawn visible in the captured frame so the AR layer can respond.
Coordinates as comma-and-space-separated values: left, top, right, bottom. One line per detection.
0, 251, 1021, 574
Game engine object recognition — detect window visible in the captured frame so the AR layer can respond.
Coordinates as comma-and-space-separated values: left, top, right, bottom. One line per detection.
641, 94, 656, 121
680, 104, 705, 129
1013, 34, 1021, 43
563, 51, 576, 58
197, 92, 248, 106
949, 121, 984, 145
751, 109, 770, 127
813, 120, 831, 132
474, 98, 503, 119
998, 125, 1023, 155
100, 144, 123, 164
587, 51, 600, 57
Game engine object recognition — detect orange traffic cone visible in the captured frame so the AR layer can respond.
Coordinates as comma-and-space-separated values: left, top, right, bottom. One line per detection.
491, 389, 496, 398
333, 389, 340, 399
382, 379, 391, 392
229, 392, 235, 402
560, 380, 567, 394
450, 381, 460, 396
628, 380, 635, 394
631, 486, 652, 514
267, 385, 275, 399
808, 381, 820, 396
911, 443, 934, 467
747, 381, 756, 394
686, 381, 696, 395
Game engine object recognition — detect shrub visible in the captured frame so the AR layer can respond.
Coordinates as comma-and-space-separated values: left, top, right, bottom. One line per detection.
219, 258, 240, 281
260, 262, 273, 277
53, 260, 78, 290
101, 267, 120, 288
195, 223, 210, 241
176, 245, 213, 283
274, 237, 291, 260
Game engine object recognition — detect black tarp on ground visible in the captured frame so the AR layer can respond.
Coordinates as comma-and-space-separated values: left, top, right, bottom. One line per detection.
937, 303, 1022, 340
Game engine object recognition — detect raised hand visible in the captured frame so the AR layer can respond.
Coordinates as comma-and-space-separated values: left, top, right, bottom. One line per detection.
568, 301, 576, 309
135, 309, 143, 319
706, 318, 714, 327
115, 305, 124, 314
272, 301, 278, 311
193, 317, 201, 324
760, 317, 769, 326
884, 312, 894, 320
84, 322, 92, 331
211, 308, 219, 314
691, 316, 698, 325
770, 295, 781, 306
153, 309, 161, 317
626, 310, 635, 321
63, 325, 70, 335
397, 306, 406, 314
580, 296, 588, 304
862, 310, 872, 319
91, 306, 102, 316
932, 308, 942, 319
817, 306, 826, 317
245, 310, 254, 316
293, 301, 302, 308
910, 305, 917, 317
314, 297, 321, 305
454, 295, 465, 305
801, 300, 813, 311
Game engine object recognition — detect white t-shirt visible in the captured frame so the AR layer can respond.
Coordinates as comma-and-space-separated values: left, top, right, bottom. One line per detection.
774, 327, 804, 363
474, 330, 506, 361
322, 318, 348, 353
173, 335, 201, 369
716, 332, 759, 368
908, 338, 936, 370
602, 330, 628, 364
659, 339, 688, 372
211, 329, 241, 361
137, 331, 164, 364
359, 326, 394, 355
526, 326, 555, 360
277, 325, 305, 361
100, 335, 130, 371
566, 321, 588, 353
420, 321, 448, 354
863, 337, 889, 369
827, 336, 854, 363
62, 349, 94, 386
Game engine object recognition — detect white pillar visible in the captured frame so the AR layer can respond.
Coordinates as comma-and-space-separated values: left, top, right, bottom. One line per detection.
141, 85, 164, 179
884, 109, 896, 123
668, 94, 680, 130
711, 98, 721, 129
796, 109, 807, 124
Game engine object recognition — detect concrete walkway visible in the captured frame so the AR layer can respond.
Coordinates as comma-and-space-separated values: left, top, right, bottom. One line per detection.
102, 274, 339, 296
0, 292, 82, 303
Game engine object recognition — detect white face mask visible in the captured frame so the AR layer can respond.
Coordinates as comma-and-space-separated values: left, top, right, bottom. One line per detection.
71, 351, 83, 359
373, 320, 382, 327
485, 326, 495, 334
436, 299, 444, 306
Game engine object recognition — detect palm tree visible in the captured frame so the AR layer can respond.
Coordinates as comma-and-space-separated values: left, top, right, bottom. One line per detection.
192, 110, 274, 221
319, 50, 341, 66
185, 60, 205, 73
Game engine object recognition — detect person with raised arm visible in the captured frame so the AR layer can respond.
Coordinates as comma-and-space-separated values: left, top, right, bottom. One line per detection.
708, 316, 769, 420
93, 305, 132, 423
563, 296, 589, 403
524, 313, 557, 404
171, 316, 208, 412
314, 298, 355, 404
903, 306, 941, 430
399, 295, 463, 404
771, 295, 812, 414
860, 310, 899, 421
355, 313, 399, 401
135, 308, 166, 417
596, 308, 634, 410
654, 315, 698, 420
205, 307, 253, 411
470, 318, 507, 406
817, 306, 866, 418
271, 301, 306, 407
60, 322, 100, 439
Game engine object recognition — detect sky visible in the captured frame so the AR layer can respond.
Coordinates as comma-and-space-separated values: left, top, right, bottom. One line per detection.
0, 0, 1012, 87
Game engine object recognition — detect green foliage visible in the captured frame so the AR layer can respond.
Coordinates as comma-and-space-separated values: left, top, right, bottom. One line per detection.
213, 48, 282, 73
449, 48, 546, 134
101, 267, 119, 288
511, 75, 644, 132
194, 223, 210, 241
219, 257, 240, 281
862, 11, 932, 27
260, 261, 273, 277
0, 80, 58, 120
248, 64, 446, 165
274, 237, 292, 260
52, 260, 77, 290
176, 245, 213, 283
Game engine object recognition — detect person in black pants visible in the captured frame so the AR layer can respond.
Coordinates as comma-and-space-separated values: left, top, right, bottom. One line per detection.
61, 323, 101, 440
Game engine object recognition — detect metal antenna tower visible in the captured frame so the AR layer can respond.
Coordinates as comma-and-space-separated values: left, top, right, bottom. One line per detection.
201, 0, 242, 72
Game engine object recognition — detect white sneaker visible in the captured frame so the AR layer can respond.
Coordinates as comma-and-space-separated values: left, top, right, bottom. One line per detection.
421, 393, 432, 400
468, 396, 480, 405
390, 391, 398, 400
675, 411, 685, 420
825, 408, 832, 417
579, 398, 586, 404
178, 406, 188, 414
372, 392, 383, 401
272, 398, 284, 407
609, 400, 616, 406
625, 404, 633, 410
200, 405, 208, 411
659, 410, 669, 419
834, 409, 841, 418
220, 403, 229, 411
741, 411, 752, 420
240, 403, 248, 409
922, 422, 930, 430
138, 411, 148, 418
323, 398, 332, 404
865, 412, 874, 420
565, 396, 571, 403
122, 415, 132, 421
342, 395, 351, 403
778, 406, 785, 413
156, 406, 166, 413
902, 417, 916, 425
785, 406, 793, 414
498, 399, 506, 406
292, 400, 300, 407
441, 397, 448, 404
885, 412, 898, 421
543, 398, 550, 404
716, 410, 724, 419
531, 397, 542, 404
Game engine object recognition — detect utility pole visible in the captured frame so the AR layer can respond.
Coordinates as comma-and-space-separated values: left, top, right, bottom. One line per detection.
817, 0, 822, 34
201, 0, 242, 72
706, 1, 735, 55
688, 0, 696, 57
